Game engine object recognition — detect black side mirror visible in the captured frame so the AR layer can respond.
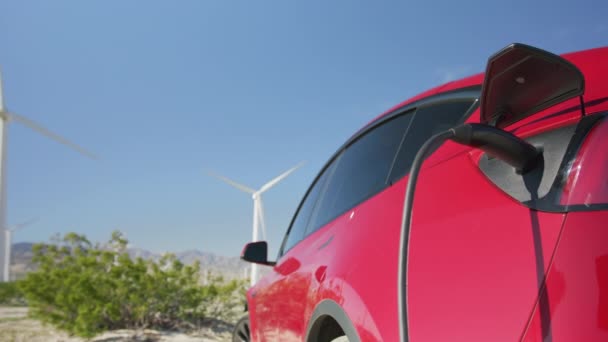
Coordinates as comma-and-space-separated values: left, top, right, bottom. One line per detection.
241, 241, 276, 266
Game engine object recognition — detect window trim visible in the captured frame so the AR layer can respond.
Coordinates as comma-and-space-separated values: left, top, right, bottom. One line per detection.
344, 85, 481, 151
304, 112, 415, 237
277, 85, 482, 258
386, 96, 481, 184
277, 154, 341, 257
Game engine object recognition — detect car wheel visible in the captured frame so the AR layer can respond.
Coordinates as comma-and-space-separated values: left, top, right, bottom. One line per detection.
330, 336, 349, 342
232, 314, 251, 342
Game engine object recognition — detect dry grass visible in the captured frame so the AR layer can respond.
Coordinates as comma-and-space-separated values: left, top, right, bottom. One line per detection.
0, 307, 233, 342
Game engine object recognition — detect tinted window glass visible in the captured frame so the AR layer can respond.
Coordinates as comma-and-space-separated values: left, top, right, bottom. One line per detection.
390, 100, 475, 181
281, 162, 335, 254
308, 113, 413, 232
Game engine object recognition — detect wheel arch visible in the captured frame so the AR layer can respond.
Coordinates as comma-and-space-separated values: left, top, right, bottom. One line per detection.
305, 299, 361, 342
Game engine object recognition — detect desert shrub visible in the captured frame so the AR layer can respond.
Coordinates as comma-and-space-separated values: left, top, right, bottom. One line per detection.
17, 231, 246, 338
0, 280, 25, 305
200, 273, 248, 323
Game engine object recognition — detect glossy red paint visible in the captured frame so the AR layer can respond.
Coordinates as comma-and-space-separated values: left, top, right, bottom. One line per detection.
561, 116, 608, 206
522, 211, 608, 341
244, 45, 608, 342
407, 153, 565, 341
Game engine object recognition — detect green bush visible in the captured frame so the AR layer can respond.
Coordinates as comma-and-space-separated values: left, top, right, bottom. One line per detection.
0, 281, 25, 305
17, 231, 247, 338
200, 272, 247, 323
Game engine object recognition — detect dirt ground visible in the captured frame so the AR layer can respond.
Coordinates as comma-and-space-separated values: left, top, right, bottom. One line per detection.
0, 307, 233, 342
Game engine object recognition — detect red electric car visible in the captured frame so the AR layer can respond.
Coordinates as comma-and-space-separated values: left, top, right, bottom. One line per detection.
237, 43, 608, 341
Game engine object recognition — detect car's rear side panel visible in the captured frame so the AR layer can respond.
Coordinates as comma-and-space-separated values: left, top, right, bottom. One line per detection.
406, 151, 566, 341
522, 211, 608, 341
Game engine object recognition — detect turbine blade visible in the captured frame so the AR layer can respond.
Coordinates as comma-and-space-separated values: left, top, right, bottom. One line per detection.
259, 161, 306, 194
11, 217, 39, 232
257, 197, 267, 240
207, 171, 255, 194
9, 113, 97, 159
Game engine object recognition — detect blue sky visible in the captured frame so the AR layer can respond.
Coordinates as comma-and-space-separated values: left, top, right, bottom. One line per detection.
0, 0, 605, 257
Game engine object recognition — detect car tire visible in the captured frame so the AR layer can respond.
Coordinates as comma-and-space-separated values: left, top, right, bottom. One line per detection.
232, 314, 251, 342
330, 336, 349, 342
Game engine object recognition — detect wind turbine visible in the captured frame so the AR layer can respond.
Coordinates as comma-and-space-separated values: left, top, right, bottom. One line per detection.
0, 68, 96, 282
3, 217, 39, 282
209, 161, 305, 286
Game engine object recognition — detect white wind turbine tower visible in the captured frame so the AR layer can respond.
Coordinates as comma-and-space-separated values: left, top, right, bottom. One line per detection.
0, 68, 96, 282
3, 217, 39, 282
209, 161, 305, 286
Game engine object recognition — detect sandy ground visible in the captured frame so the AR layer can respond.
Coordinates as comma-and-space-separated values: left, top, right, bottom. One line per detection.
0, 307, 233, 342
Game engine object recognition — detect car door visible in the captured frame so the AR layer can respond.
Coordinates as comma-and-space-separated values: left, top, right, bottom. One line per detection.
325, 96, 480, 341
255, 109, 417, 341
399, 103, 573, 341
251, 161, 336, 341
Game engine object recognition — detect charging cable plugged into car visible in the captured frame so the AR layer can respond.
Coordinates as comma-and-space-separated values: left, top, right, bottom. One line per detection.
397, 123, 542, 342
397, 42, 586, 342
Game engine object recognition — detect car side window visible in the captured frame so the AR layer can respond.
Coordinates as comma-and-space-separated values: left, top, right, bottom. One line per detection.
280, 161, 336, 255
389, 99, 476, 182
307, 113, 414, 233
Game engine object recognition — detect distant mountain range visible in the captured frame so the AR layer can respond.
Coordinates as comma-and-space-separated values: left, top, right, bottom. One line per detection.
10, 242, 270, 281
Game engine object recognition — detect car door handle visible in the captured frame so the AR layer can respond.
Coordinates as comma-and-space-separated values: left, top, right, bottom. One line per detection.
318, 235, 334, 251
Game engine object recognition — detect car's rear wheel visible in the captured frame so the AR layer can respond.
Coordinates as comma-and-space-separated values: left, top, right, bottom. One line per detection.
232, 314, 251, 342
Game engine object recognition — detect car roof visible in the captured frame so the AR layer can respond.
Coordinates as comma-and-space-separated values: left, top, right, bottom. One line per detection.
357, 45, 608, 137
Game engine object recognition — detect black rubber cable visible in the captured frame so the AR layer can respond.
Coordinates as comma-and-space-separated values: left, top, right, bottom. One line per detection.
398, 129, 455, 342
